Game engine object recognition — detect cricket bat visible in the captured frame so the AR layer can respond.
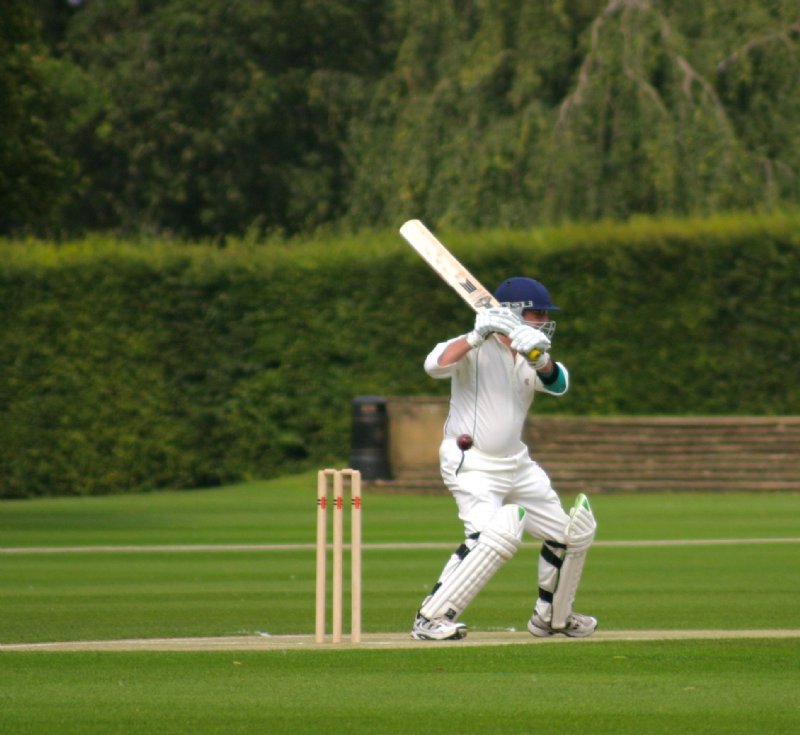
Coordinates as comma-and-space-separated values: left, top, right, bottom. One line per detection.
399, 219, 541, 359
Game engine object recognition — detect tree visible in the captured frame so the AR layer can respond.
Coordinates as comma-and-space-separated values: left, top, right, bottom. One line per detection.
21, 0, 800, 237
0, 2, 67, 234
57, 0, 393, 238
343, 0, 800, 229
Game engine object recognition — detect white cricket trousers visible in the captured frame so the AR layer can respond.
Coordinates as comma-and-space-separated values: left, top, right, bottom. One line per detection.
439, 437, 570, 543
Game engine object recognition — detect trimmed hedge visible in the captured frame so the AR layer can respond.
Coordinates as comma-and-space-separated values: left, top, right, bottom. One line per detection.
2, 212, 799, 497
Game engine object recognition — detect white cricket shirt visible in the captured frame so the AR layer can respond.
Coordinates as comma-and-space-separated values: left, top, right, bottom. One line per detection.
424, 334, 569, 456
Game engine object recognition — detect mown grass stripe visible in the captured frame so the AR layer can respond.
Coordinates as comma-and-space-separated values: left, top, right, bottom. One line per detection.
1, 537, 799, 554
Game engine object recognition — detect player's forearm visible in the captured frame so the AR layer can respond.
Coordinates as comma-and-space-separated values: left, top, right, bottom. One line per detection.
437, 336, 473, 366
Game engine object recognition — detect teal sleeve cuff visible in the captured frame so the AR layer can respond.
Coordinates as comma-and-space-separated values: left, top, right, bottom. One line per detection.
538, 362, 567, 394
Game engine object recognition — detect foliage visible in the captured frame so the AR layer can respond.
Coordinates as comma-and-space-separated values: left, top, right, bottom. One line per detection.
48, 0, 393, 238
0, 2, 68, 234
2, 212, 800, 497
4, 1, 800, 238
347, 0, 800, 230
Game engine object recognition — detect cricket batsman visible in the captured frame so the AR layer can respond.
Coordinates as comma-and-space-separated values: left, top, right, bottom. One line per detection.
411, 277, 598, 641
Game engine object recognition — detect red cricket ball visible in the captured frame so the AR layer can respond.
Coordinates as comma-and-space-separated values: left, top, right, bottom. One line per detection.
457, 434, 473, 451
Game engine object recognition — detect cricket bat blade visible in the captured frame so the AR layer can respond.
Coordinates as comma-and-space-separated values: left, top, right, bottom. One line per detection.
399, 219, 541, 360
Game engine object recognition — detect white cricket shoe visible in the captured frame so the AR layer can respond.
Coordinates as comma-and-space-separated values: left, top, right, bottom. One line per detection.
410, 613, 467, 641
527, 611, 597, 638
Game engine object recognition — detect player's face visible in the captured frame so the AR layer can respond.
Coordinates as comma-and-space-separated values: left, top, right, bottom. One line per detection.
522, 309, 549, 327
522, 308, 556, 339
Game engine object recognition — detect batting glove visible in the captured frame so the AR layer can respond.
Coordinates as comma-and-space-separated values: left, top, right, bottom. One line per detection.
467, 307, 520, 347
509, 324, 551, 355
527, 351, 551, 371
474, 307, 520, 338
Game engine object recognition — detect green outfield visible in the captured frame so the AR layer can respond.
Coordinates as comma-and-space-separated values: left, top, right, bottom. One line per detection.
1, 473, 799, 734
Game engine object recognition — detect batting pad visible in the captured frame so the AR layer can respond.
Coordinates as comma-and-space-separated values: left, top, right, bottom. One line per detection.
565, 493, 596, 552
552, 494, 596, 629
420, 504, 525, 622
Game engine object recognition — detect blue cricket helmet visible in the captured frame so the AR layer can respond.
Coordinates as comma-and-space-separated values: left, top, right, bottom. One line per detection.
494, 277, 560, 312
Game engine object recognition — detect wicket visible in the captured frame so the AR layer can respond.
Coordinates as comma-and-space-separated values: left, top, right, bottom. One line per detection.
315, 468, 362, 643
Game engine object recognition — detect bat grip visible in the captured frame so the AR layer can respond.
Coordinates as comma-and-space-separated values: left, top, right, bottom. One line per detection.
528, 349, 541, 361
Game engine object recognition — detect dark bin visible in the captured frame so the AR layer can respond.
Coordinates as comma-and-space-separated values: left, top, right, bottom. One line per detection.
350, 395, 391, 480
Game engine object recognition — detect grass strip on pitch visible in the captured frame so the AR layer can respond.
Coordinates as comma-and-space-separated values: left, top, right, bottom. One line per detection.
2, 542, 798, 643
2, 470, 800, 548
1, 474, 798, 642
2, 473, 799, 734
2, 641, 799, 735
